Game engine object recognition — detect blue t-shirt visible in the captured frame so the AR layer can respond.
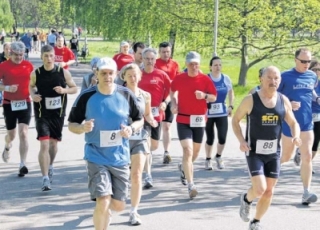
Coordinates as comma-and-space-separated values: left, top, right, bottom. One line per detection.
20, 35, 32, 50
312, 80, 320, 114
278, 68, 317, 133
68, 85, 143, 167
207, 73, 232, 118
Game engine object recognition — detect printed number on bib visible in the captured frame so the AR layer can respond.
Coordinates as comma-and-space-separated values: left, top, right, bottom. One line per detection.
312, 113, 320, 122
100, 130, 122, 147
45, 97, 62, 109
256, 139, 277, 155
11, 100, 27, 111
190, 115, 205, 127
151, 107, 159, 117
129, 130, 143, 140
209, 103, 223, 114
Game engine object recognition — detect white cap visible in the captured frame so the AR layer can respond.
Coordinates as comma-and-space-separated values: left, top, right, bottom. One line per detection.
97, 57, 117, 71
186, 51, 200, 63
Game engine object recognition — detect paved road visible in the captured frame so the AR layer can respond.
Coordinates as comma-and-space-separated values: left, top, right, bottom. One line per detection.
0, 53, 319, 230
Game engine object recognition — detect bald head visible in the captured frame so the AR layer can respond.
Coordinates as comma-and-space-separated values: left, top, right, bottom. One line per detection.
260, 66, 281, 90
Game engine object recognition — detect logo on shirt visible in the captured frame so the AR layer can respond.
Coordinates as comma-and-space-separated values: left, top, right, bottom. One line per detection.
261, 113, 278, 126
293, 83, 313, 90
55, 55, 63, 62
150, 79, 158, 84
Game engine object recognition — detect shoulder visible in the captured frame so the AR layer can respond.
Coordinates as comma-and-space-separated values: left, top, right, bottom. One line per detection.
140, 89, 151, 100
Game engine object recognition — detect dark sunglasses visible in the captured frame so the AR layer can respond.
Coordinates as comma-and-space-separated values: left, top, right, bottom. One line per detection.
312, 68, 320, 72
296, 58, 311, 64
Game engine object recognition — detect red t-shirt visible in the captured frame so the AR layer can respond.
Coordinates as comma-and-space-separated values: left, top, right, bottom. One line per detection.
171, 72, 217, 124
138, 69, 171, 122
0, 60, 34, 104
54, 46, 75, 69
113, 53, 134, 71
155, 58, 180, 80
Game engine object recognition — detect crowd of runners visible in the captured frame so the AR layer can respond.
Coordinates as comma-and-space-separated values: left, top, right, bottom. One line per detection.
0, 38, 319, 230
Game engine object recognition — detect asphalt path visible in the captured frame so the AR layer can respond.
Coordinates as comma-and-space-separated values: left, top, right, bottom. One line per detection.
0, 52, 319, 230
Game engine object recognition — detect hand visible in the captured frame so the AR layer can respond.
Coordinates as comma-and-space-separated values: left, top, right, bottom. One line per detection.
240, 141, 251, 152
291, 101, 301, 111
32, 94, 42, 102
149, 119, 158, 128
159, 102, 167, 111
120, 124, 133, 138
53, 86, 66, 94
171, 104, 178, 114
5, 85, 18, 93
195, 90, 205, 100
59, 62, 67, 68
292, 137, 302, 147
83, 119, 94, 133
227, 107, 232, 117
91, 77, 98, 86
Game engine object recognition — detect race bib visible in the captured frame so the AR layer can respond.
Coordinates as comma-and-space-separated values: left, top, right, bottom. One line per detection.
100, 130, 122, 147
45, 97, 61, 109
209, 103, 223, 114
11, 100, 27, 111
312, 113, 320, 122
129, 130, 143, 140
256, 139, 277, 155
190, 115, 206, 127
151, 107, 159, 117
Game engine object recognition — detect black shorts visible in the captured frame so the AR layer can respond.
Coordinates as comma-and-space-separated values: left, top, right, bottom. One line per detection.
144, 122, 162, 141
163, 102, 174, 123
246, 153, 280, 179
35, 116, 65, 141
177, 122, 205, 144
3, 102, 32, 130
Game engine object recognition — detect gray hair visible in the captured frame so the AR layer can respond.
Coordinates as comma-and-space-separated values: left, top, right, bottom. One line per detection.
11, 41, 25, 53
3, 42, 11, 49
142, 48, 157, 58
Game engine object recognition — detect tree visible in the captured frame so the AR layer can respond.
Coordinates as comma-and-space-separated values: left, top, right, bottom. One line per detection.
0, 0, 14, 31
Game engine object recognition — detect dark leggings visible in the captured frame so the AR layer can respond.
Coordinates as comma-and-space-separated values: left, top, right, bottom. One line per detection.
312, 121, 320, 151
205, 116, 228, 146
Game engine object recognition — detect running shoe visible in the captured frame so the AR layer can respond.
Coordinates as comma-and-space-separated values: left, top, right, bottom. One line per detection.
42, 178, 51, 191
2, 147, 10, 163
240, 193, 251, 222
163, 151, 172, 164
18, 166, 29, 177
178, 163, 187, 185
48, 168, 54, 183
188, 184, 198, 199
143, 176, 153, 189
205, 159, 213, 170
129, 212, 142, 225
302, 192, 318, 205
293, 148, 301, 166
215, 156, 225, 169
248, 221, 262, 230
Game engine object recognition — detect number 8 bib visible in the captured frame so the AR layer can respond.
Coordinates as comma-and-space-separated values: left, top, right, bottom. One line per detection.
256, 139, 277, 155
100, 130, 122, 147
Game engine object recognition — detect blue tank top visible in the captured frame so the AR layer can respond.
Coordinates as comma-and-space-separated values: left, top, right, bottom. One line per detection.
312, 80, 320, 113
278, 68, 316, 125
246, 92, 285, 156
207, 74, 229, 117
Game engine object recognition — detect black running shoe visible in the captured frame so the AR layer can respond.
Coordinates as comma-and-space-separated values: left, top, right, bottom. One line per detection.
18, 166, 29, 177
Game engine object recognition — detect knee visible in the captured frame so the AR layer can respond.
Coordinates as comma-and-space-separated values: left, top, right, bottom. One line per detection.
162, 124, 170, 132
206, 139, 214, 146
301, 152, 312, 163
253, 186, 266, 198
95, 196, 111, 213
182, 147, 193, 159
19, 129, 28, 140
151, 141, 159, 151
111, 200, 125, 212
130, 170, 142, 184
263, 188, 274, 199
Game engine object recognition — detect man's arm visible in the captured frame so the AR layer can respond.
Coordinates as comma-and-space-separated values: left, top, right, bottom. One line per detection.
63, 69, 78, 94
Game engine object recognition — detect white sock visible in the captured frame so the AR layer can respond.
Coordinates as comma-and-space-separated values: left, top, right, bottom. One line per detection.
304, 188, 309, 195
49, 165, 53, 170
130, 206, 138, 214
19, 162, 25, 168
43, 176, 49, 180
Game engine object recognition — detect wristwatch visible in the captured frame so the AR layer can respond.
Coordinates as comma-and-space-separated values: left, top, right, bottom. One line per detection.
130, 125, 135, 134
228, 105, 234, 110
204, 94, 208, 100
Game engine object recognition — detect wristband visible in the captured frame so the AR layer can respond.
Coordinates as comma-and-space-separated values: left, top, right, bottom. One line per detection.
204, 94, 208, 100
4, 85, 10, 92
228, 105, 234, 110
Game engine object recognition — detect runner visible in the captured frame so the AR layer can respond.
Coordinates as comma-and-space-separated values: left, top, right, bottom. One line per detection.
0, 42, 10, 106
113, 41, 134, 72
0, 41, 34, 177
54, 35, 75, 69
121, 63, 158, 225
171, 51, 217, 198
205, 56, 234, 170
232, 66, 301, 230
138, 48, 171, 189
68, 57, 144, 229
132, 42, 145, 68
81, 57, 99, 92
29, 45, 77, 191
278, 48, 318, 204
248, 67, 265, 94
69, 35, 79, 66
155, 42, 180, 164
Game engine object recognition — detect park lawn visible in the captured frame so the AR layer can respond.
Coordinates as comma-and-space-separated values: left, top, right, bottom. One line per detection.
82, 40, 296, 109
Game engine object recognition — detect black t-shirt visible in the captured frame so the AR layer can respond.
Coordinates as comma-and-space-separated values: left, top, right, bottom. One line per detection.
32, 34, 38, 41
70, 38, 79, 50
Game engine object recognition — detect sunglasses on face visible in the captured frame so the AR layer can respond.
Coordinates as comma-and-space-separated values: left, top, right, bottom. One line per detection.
296, 58, 311, 64
312, 68, 320, 72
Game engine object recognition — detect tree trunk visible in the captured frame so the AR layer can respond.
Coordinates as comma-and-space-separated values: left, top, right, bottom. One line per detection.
238, 34, 249, 86
169, 29, 176, 57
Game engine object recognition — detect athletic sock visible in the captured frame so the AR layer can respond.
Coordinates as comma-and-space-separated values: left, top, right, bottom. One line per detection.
206, 158, 211, 161
19, 162, 25, 168
304, 188, 309, 196
215, 153, 221, 158
252, 219, 260, 224
49, 165, 53, 170
244, 193, 252, 204
131, 206, 138, 214
43, 176, 49, 180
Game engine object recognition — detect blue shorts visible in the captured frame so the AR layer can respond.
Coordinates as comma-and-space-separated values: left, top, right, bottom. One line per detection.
282, 120, 313, 137
246, 153, 280, 179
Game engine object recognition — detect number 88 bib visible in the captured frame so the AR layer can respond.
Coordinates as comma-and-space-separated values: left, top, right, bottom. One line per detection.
256, 139, 277, 155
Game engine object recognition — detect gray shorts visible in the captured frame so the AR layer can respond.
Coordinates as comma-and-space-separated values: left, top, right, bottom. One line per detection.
86, 161, 130, 201
130, 140, 150, 155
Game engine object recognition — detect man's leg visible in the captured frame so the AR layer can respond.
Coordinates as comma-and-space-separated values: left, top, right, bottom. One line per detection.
162, 121, 172, 163
38, 139, 51, 191
280, 134, 295, 164
18, 123, 29, 166
94, 196, 112, 229
49, 139, 58, 166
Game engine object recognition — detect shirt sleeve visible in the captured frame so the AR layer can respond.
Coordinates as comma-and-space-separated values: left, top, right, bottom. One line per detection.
68, 94, 87, 124
128, 91, 143, 122
224, 75, 233, 91
163, 73, 171, 100
206, 77, 217, 96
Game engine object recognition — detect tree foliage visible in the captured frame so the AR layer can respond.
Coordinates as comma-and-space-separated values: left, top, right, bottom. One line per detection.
0, 0, 14, 31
